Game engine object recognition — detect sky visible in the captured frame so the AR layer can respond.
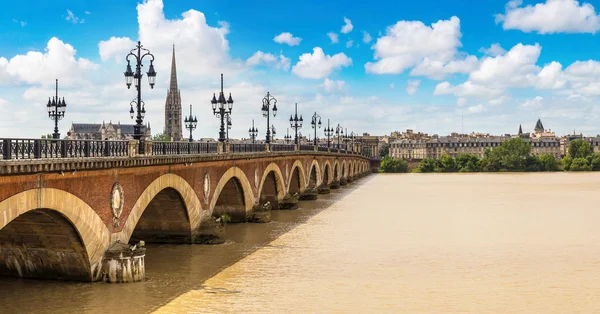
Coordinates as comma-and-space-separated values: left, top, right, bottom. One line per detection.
2, 0, 600, 139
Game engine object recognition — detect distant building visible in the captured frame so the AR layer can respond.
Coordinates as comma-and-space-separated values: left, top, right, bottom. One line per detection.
66, 121, 151, 140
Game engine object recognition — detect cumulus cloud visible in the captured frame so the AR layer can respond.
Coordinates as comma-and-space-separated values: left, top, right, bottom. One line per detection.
246, 51, 291, 71
362, 31, 372, 43
365, 16, 476, 79
496, 0, 600, 34
466, 104, 485, 114
273, 32, 302, 46
406, 80, 421, 95
341, 17, 353, 34
520, 96, 544, 109
99, 37, 136, 62
322, 78, 346, 93
327, 32, 339, 44
66, 10, 84, 24
479, 43, 506, 56
291, 47, 352, 79
346, 40, 354, 48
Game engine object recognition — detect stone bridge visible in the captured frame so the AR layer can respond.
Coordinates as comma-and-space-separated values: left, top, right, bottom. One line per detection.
0, 140, 372, 284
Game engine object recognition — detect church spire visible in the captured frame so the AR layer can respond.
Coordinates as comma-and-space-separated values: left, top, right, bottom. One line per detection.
518, 124, 523, 135
169, 44, 178, 91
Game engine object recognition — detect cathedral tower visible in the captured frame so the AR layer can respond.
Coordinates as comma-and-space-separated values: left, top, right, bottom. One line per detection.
164, 45, 183, 141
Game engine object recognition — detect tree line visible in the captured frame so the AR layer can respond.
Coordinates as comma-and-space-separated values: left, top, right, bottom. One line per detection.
380, 138, 600, 173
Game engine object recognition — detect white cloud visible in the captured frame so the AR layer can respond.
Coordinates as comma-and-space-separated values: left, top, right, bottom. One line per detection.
246, 51, 291, 71
12, 19, 26, 27
466, 104, 485, 114
327, 32, 339, 44
273, 32, 302, 46
341, 17, 353, 34
479, 43, 506, 56
496, 0, 600, 34
322, 78, 346, 93
98, 37, 136, 63
520, 96, 544, 109
346, 40, 354, 48
291, 47, 352, 79
365, 16, 476, 79
406, 80, 421, 96
66, 10, 84, 24
362, 31, 372, 43
434, 81, 504, 98
85, 11, 91, 15
389, 83, 395, 89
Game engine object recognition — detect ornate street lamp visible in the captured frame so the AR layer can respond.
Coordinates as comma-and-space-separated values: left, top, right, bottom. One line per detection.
47, 79, 66, 139
347, 131, 357, 152
289, 103, 303, 144
261, 92, 277, 144
343, 128, 351, 150
211, 74, 234, 142
324, 119, 334, 148
124, 41, 156, 153
310, 112, 322, 146
249, 119, 258, 143
335, 123, 344, 149
284, 128, 292, 144
184, 104, 197, 142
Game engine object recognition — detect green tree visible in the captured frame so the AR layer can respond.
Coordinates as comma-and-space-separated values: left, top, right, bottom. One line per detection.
524, 155, 542, 172
438, 154, 456, 172
152, 133, 171, 141
570, 157, 591, 171
538, 154, 558, 171
379, 145, 389, 157
588, 152, 600, 171
479, 148, 502, 172
455, 153, 480, 172
379, 156, 408, 173
568, 139, 594, 159
418, 158, 438, 173
499, 138, 531, 171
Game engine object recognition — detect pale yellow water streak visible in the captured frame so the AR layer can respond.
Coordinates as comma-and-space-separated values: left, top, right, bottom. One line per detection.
155, 173, 600, 313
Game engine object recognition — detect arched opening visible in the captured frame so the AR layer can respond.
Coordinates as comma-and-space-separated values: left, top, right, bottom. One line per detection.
289, 167, 301, 195
334, 164, 339, 181
0, 209, 91, 281
308, 165, 318, 189
130, 188, 192, 244
259, 171, 280, 209
213, 177, 247, 222
342, 163, 346, 178
323, 164, 331, 184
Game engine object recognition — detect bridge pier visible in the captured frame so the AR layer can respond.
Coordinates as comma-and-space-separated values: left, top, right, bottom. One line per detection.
279, 193, 299, 209
299, 187, 318, 200
318, 184, 331, 194
340, 177, 348, 186
102, 241, 146, 284
330, 180, 341, 189
248, 201, 272, 223
195, 216, 226, 244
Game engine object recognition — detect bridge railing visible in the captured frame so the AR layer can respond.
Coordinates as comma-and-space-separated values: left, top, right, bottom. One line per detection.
317, 146, 329, 152
230, 143, 266, 153
270, 144, 295, 152
1, 138, 129, 160
152, 141, 217, 155
299, 145, 314, 151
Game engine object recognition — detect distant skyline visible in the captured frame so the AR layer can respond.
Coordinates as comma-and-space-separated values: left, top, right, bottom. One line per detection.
1, 0, 600, 139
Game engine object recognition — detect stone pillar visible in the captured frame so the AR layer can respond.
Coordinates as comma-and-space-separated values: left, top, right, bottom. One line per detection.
279, 193, 299, 209
248, 201, 272, 223
195, 215, 225, 244
127, 140, 139, 157
314, 145, 318, 152
318, 183, 331, 194
102, 241, 145, 284
144, 141, 153, 156
225, 142, 231, 153
340, 177, 348, 186
330, 180, 341, 189
294, 144, 299, 152
217, 142, 224, 154
299, 187, 318, 200
265, 143, 271, 153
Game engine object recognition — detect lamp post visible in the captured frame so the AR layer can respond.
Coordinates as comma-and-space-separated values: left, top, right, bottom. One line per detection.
248, 119, 258, 143
261, 92, 277, 144
289, 103, 303, 144
335, 123, 344, 149
124, 41, 156, 153
324, 119, 334, 148
46, 79, 66, 139
184, 104, 197, 142
310, 112, 322, 146
348, 131, 356, 152
343, 128, 351, 150
271, 124, 276, 141
284, 128, 292, 144
211, 74, 234, 142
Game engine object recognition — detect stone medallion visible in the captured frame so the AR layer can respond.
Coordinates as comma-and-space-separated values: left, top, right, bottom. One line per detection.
254, 168, 259, 189
203, 173, 210, 204
111, 182, 124, 227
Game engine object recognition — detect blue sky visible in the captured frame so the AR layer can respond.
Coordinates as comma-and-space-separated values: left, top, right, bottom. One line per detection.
2, 0, 600, 139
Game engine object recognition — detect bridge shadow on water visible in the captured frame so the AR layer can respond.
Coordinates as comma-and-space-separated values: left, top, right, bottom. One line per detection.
0, 175, 375, 314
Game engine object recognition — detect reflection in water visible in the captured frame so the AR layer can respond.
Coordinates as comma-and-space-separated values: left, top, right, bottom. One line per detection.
156, 173, 600, 313
0, 177, 365, 314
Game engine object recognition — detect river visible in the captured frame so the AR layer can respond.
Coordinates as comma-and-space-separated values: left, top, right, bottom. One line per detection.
3, 173, 600, 313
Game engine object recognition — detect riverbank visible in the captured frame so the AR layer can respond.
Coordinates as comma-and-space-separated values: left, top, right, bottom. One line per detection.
0, 177, 372, 314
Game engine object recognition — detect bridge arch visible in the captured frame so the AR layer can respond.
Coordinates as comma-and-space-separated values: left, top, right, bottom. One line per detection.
342, 160, 348, 179
321, 160, 333, 185
333, 160, 341, 181
119, 173, 202, 244
210, 166, 254, 222
307, 159, 322, 189
257, 163, 286, 208
0, 188, 110, 281
287, 160, 307, 195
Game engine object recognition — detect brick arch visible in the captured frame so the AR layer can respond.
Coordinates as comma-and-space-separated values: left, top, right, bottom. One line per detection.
119, 173, 202, 244
322, 160, 333, 184
351, 160, 356, 176
333, 160, 341, 180
257, 162, 286, 203
308, 159, 322, 188
287, 159, 307, 194
342, 160, 348, 179
0, 188, 110, 282
209, 166, 254, 221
